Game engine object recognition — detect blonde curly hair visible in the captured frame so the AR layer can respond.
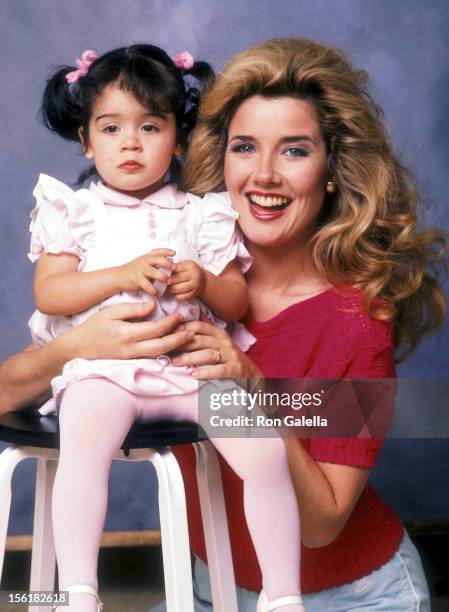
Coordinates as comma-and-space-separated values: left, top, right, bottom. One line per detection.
185, 37, 446, 361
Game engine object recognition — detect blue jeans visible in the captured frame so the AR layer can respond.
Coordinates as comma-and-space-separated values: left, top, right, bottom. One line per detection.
150, 531, 430, 611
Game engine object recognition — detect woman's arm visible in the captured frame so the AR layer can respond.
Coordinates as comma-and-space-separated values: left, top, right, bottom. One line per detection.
0, 340, 71, 414
283, 438, 369, 547
0, 301, 193, 415
34, 249, 176, 316
172, 320, 371, 547
168, 260, 249, 322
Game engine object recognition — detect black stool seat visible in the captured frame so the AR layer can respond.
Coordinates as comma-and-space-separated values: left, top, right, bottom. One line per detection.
0, 407, 206, 451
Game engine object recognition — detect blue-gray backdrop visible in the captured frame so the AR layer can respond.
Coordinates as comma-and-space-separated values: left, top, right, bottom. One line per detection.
1, 0, 448, 534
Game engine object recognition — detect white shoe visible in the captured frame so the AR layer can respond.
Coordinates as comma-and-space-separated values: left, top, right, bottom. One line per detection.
256, 589, 304, 611
54, 584, 103, 611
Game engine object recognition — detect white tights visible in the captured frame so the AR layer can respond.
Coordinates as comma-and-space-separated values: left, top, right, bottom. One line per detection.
52, 378, 302, 611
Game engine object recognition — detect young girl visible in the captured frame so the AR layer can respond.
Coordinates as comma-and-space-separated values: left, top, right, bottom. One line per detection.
28, 45, 304, 612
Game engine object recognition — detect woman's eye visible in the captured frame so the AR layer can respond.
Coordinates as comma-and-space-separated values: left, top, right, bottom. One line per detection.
103, 125, 119, 134
231, 143, 255, 154
284, 147, 309, 157
142, 124, 159, 133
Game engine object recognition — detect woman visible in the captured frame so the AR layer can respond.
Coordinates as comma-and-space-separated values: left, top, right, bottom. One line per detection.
158, 37, 446, 610
1, 38, 445, 610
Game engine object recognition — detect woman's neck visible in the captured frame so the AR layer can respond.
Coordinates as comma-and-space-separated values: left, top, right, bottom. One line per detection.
245, 241, 330, 320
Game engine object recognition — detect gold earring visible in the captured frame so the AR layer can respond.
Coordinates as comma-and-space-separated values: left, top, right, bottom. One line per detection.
326, 181, 336, 194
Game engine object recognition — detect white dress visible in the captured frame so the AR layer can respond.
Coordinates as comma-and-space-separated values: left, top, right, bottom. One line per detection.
28, 174, 254, 414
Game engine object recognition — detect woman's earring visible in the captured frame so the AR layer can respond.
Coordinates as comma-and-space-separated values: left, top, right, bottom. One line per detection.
326, 181, 336, 194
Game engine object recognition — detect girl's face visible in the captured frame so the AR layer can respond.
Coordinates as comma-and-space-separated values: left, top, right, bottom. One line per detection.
83, 83, 180, 199
224, 95, 328, 252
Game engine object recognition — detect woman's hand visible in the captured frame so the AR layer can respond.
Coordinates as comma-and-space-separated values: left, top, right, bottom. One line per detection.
0, 301, 194, 415
114, 248, 176, 296
167, 260, 206, 301
64, 300, 194, 361
171, 320, 263, 379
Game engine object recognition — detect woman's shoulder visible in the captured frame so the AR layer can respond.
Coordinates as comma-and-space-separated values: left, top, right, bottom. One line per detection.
329, 286, 394, 349
265, 286, 393, 351
309, 286, 395, 377
319, 287, 396, 377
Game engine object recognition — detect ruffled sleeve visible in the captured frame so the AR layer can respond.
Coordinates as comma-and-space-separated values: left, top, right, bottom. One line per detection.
28, 173, 95, 263
192, 192, 252, 276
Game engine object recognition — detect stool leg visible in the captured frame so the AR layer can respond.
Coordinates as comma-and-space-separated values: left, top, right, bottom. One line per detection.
150, 449, 194, 612
195, 441, 238, 612
0, 446, 32, 585
29, 457, 57, 612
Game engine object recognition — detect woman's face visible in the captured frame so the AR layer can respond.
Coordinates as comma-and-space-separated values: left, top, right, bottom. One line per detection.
224, 95, 328, 252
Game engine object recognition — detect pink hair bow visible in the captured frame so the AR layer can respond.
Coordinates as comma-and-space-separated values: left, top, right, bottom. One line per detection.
172, 51, 194, 70
65, 50, 98, 84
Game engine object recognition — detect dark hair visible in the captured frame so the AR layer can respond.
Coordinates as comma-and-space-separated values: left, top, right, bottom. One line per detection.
41, 44, 214, 187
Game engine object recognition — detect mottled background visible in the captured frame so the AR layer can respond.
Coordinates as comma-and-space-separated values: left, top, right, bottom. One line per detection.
1, 0, 448, 533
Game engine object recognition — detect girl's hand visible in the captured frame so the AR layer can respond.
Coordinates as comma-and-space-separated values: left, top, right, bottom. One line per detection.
168, 260, 206, 301
171, 320, 263, 380
115, 249, 176, 296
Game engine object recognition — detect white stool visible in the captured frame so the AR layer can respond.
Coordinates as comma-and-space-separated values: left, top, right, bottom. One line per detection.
0, 412, 239, 612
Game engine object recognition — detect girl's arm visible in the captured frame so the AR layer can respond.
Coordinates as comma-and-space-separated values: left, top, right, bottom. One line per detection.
201, 261, 249, 322
0, 302, 194, 415
34, 249, 176, 316
35, 252, 121, 315
168, 260, 249, 322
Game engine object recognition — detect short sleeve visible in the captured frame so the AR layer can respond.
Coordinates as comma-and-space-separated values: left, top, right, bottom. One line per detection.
28, 174, 95, 263
309, 317, 395, 469
192, 192, 252, 276
309, 438, 384, 469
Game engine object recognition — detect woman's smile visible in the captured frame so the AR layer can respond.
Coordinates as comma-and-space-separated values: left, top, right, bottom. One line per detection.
246, 191, 293, 220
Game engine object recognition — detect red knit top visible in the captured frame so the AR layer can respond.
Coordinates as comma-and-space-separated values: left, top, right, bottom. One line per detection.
172, 286, 404, 594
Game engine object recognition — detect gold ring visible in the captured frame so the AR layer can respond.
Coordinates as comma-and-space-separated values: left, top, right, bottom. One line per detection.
214, 349, 223, 364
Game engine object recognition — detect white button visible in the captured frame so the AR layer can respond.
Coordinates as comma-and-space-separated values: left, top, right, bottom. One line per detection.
150, 232, 157, 239
149, 220, 156, 228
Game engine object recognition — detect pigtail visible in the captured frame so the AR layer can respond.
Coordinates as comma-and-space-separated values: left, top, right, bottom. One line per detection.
186, 61, 215, 91
168, 53, 214, 188
41, 66, 83, 141
182, 61, 215, 138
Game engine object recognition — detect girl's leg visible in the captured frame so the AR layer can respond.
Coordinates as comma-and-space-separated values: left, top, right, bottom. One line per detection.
52, 378, 139, 612
140, 391, 303, 612
210, 435, 302, 611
